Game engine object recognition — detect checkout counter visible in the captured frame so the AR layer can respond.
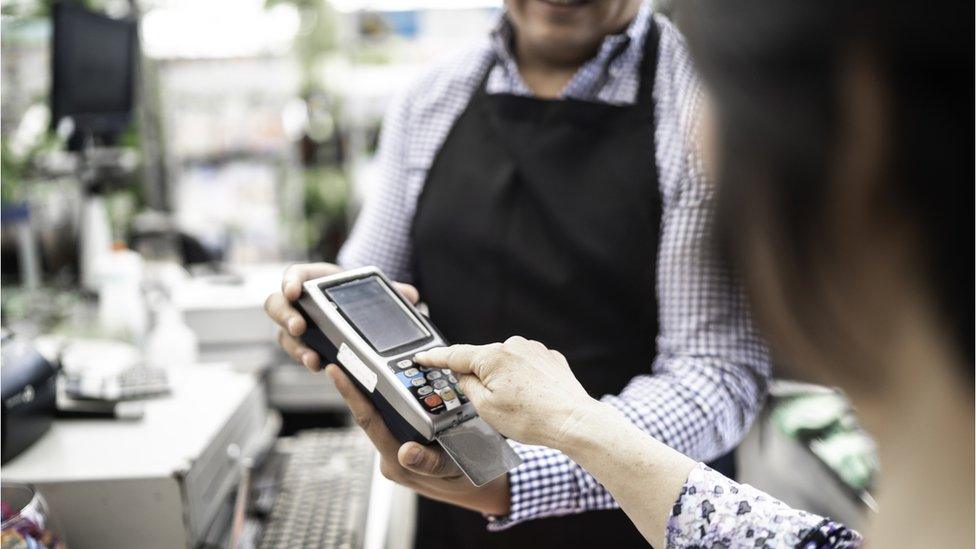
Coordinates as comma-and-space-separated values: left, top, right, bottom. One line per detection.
0, 266, 416, 549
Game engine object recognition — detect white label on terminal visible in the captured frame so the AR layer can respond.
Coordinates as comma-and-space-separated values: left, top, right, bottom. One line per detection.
337, 343, 378, 392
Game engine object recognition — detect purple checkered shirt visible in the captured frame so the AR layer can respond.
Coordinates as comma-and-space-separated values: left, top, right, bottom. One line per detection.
338, 3, 771, 529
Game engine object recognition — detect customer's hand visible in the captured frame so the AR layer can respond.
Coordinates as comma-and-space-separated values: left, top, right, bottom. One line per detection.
263, 263, 419, 371
326, 364, 511, 515
414, 336, 599, 450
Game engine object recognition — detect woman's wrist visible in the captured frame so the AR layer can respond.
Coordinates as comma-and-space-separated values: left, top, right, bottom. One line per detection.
555, 399, 698, 547
556, 399, 629, 462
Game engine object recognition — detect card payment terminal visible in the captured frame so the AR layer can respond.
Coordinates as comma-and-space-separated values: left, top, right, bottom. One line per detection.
295, 266, 522, 486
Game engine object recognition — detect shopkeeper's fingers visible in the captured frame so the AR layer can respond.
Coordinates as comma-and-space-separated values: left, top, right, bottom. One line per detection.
393, 283, 420, 305
276, 328, 321, 371
397, 442, 462, 478
325, 365, 402, 457
281, 263, 343, 301
327, 365, 461, 483
264, 292, 307, 336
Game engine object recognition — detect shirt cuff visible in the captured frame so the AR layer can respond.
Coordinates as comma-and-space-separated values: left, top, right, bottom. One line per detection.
485, 441, 617, 531
666, 463, 853, 547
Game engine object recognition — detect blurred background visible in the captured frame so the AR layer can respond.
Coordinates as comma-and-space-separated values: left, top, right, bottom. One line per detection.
2, 0, 500, 282
0, 1, 877, 548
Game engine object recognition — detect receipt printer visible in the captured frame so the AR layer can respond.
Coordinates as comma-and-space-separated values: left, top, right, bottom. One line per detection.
295, 266, 521, 486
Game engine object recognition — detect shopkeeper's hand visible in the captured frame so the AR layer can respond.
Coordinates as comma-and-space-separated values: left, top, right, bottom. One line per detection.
263, 263, 420, 372
326, 364, 511, 516
414, 336, 599, 450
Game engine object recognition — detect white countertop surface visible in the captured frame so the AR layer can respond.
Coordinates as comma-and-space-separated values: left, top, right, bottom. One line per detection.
3, 364, 259, 483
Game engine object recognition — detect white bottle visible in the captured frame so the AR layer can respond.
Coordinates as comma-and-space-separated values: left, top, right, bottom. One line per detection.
97, 248, 148, 342
146, 305, 199, 370
80, 196, 113, 293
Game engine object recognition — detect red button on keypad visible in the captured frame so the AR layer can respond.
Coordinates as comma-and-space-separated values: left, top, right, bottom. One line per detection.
423, 394, 443, 408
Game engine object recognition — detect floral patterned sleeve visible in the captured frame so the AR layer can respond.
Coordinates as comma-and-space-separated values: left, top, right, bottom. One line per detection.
666, 463, 862, 548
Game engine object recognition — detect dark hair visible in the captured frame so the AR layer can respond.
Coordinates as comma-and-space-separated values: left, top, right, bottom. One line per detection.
681, 1, 972, 368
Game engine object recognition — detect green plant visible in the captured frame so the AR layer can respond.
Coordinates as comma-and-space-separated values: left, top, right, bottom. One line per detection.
302, 165, 349, 260
2, 138, 27, 204
1, 128, 64, 205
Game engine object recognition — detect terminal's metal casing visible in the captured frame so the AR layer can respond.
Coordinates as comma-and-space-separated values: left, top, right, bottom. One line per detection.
298, 267, 478, 441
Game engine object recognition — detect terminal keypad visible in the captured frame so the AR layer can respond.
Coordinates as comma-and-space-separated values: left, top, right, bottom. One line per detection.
389, 358, 467, 414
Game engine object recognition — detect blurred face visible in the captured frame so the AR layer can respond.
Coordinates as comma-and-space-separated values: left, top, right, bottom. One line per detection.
698, 60, 919, 397
505, 0, 642, 66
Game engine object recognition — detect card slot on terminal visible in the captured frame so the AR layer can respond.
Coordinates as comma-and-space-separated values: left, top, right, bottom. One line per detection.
436, 417, 523, 487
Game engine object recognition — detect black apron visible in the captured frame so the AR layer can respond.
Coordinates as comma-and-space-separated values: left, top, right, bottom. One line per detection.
410, 22, 678, 548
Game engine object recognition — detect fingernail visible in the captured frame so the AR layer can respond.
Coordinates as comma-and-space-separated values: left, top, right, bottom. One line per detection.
405, 447, 423, 466
413, 351, 428, 362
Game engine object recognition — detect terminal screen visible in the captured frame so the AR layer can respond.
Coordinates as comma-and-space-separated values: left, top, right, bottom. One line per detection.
325, 276, 429, 354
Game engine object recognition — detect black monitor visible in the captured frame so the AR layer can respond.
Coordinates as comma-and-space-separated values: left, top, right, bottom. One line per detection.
51, 2, 138, 148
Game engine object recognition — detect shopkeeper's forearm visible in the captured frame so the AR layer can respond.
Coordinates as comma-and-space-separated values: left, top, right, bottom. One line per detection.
559, 400, 697, 548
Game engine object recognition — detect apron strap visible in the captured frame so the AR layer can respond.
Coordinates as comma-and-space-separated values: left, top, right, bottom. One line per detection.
634, 16, 660, 106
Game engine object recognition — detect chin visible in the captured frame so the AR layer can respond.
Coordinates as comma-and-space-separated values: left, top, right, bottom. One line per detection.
528, 28, 593, 56
519, 13, 599, 60
507, 0, 628, 61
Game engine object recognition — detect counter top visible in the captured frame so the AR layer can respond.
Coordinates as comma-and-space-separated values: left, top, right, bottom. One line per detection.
3, 364, 259, 482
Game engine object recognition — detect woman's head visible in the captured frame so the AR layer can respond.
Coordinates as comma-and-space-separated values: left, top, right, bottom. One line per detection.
683, 0, 971, 391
